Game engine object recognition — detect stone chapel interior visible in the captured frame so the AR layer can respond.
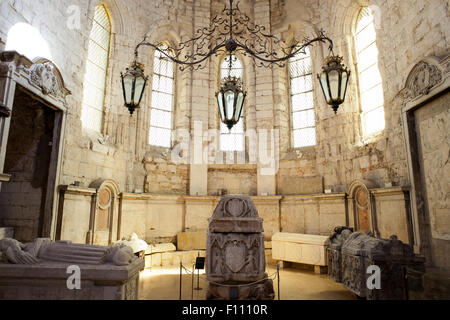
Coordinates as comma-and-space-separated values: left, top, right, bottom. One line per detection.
0, 0, 448, 300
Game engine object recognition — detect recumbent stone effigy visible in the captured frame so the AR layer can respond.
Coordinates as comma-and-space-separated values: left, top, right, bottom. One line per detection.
0, 238, 144, 300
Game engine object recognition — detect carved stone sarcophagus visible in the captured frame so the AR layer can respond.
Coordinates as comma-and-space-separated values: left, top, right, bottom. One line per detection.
326, 226, 353, 282
0, 238, 145, 300
341, 232, 425, 300
206, 196, 274, 300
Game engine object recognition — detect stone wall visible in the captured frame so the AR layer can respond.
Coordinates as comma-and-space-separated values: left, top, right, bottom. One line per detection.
56, 187, 412, 247
0, 0, 196, 196
308, 0, 449, 191
207, 165, 257, 196
1, 0, 447, 196
0, 0, 448, 267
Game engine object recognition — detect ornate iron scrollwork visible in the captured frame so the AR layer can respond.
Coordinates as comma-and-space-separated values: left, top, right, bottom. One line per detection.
134, 0, 334, 71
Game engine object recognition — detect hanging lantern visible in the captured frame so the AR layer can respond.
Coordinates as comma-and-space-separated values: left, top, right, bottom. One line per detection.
216, 76, 246, 130
317, 55, 350, 114
121, 60, 148, 115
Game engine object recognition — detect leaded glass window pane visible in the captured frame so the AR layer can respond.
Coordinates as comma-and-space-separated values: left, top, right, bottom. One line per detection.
81, 5, 111, 132
149, 43, 175, 148
289, 47, 316, 148
355, 7, 385, 136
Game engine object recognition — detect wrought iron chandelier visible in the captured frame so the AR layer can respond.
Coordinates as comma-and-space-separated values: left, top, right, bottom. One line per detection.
121, 0, 350, 127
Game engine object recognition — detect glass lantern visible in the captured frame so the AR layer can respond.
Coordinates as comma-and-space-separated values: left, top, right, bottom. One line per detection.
121, 61, 148, 115
216, 76, 246, 130
318, 55, 350, 114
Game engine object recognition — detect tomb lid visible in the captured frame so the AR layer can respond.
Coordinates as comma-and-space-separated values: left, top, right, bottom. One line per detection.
208, 196, 263, 233
341, 232, 416, 261
272, 232, 329, 245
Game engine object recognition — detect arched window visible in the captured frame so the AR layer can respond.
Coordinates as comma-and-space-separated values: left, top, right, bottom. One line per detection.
220, 55, 245, 152
354, 7, 385, 137
289, 47, 316, 148
149, 43, 175, 148
81, 4, 111, 132
6, 23, 52, 60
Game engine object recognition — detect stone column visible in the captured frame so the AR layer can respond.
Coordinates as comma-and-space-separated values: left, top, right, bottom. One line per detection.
254, 0, 277, 196
0, 58, 16, 191
189, 0, 211, 196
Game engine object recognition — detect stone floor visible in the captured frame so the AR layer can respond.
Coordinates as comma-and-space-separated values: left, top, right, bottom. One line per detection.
138, 265, 356, 300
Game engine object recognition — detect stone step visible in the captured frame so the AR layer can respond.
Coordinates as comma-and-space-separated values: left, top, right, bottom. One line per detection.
145, 250, 206, 269
144, 249, 275, 268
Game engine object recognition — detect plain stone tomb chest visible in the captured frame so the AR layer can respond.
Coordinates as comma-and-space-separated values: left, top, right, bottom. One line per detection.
272, 232, 329, 273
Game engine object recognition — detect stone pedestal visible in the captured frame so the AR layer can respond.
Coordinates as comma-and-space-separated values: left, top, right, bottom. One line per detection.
206, 196, 274, 300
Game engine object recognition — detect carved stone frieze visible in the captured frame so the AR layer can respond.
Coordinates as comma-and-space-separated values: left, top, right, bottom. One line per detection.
29, 60, 69, 98
0, 52, 71, 102
405, 60, 443, 100
208, 233, 264, 282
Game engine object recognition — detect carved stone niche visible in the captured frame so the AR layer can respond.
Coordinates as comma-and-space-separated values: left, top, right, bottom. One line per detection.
348, 180, 379, 237
206, 195, 274, 300
340, 232, 425, 300
87, 179, 121, 246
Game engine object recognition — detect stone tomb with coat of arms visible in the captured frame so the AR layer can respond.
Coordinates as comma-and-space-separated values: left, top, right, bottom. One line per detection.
206, 195, 274, 300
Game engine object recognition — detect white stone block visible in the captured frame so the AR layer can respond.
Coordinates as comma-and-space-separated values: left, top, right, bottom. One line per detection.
145, 243, 176, 255
272, 232, 329, 267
